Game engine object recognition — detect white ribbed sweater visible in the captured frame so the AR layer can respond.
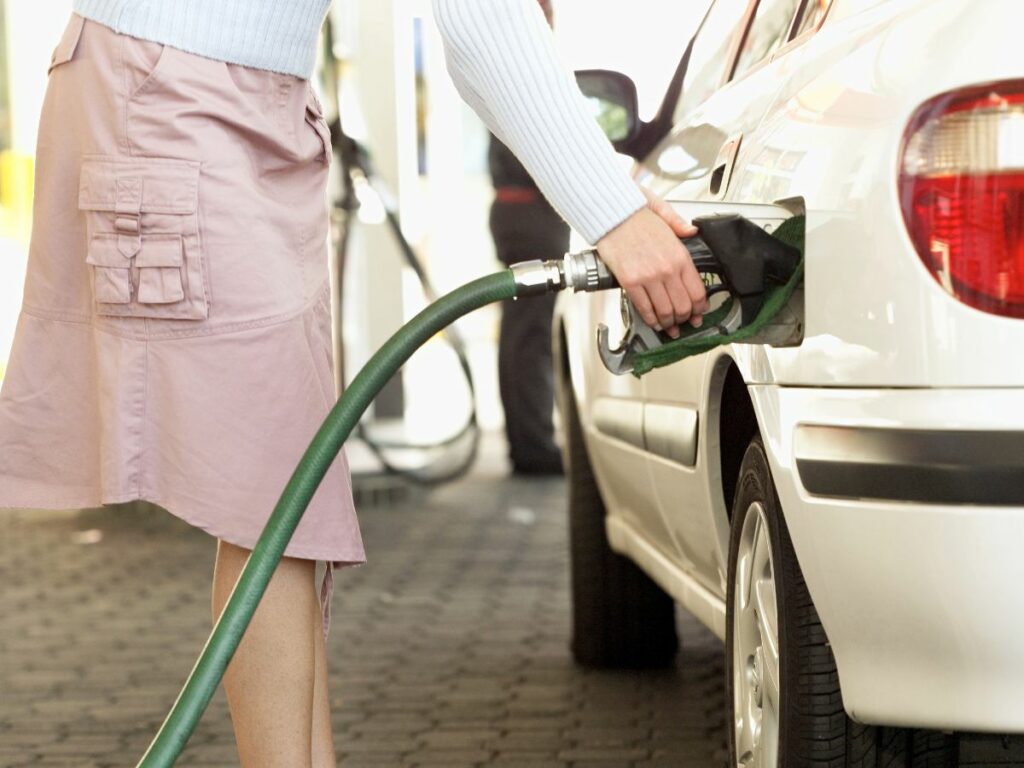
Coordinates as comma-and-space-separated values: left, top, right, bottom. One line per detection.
72, 0, 645, 244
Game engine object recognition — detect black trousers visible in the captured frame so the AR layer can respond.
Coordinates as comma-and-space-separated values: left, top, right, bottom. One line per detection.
489, 198, 571, 471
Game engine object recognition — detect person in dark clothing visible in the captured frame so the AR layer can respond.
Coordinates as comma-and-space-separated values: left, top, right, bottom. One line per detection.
489, 0, 567, 475
489, 133, 570, 475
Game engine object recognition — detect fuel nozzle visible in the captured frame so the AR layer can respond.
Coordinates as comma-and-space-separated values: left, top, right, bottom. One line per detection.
506, 213, 803, 376
509, 249, 618, 297
509, 214, 801, 320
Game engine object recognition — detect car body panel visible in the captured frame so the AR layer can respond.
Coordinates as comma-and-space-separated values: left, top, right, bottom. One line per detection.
556, 0, 1024, 731
752, 385, 1024, 730
649, 0, 1024, 389
638, 202, 795, 594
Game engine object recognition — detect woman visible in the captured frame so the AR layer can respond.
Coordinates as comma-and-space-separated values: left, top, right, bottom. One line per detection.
0, 0, 707, 764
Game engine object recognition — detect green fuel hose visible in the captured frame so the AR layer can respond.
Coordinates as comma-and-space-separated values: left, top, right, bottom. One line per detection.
136, 270, 519, 767
131, 220, 799, 765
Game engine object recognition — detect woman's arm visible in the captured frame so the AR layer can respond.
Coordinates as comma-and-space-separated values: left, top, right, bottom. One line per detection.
432, 0, 708, 333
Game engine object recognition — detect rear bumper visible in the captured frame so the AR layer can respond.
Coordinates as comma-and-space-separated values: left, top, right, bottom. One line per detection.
794, 425, 1024, 506
751, 386, 1024, 732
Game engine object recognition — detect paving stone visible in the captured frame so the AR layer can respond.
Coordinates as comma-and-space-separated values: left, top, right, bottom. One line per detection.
419, 729, 501, 749
341, 756, 409, 768
401, 748, 493, 764
490, 756, 566, 768
558, 747, 650, 762
342, 737, 421, 753
0, 440, 730, 766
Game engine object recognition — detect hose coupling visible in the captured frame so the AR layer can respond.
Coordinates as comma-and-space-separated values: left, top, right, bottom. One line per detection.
560, 248, 618, 293
510, 249, 618, 297
509, 259, 566, 297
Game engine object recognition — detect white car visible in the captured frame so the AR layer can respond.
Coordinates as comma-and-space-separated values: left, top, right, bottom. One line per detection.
554, 0, 1024, 765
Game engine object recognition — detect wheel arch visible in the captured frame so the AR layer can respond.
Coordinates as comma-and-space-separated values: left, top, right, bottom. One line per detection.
708, 355, 760, 523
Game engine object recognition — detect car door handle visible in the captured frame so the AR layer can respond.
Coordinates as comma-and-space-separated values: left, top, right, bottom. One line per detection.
709, 133, 742, 198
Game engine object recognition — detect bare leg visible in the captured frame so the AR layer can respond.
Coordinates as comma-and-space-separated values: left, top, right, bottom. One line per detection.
311, 599, 337, 767
212, 540, 318, 768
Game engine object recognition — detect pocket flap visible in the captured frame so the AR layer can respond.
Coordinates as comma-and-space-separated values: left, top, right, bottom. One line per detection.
78, 157, 200, 214
135, 235, 184, 268
85, 235, 132, 267
49, 14, 85, 74
92, 267, 131, 304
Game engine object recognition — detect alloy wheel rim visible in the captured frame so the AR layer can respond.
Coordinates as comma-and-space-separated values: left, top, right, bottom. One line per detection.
732, 501, 780, 768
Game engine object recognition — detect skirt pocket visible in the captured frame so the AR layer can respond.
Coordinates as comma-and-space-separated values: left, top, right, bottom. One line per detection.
304, 85, 333, 166
78, 155, 208, 320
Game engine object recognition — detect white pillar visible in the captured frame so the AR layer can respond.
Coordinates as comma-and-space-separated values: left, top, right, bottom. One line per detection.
335, 0, 418, 417
0, 0, 72, 377
5, 0, 70, 156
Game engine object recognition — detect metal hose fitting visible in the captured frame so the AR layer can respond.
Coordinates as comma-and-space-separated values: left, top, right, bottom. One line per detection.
560, 248, 617, 293
510, 249, 617, 297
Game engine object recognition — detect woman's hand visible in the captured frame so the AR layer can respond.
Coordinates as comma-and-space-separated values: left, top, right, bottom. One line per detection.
595, 189, 709, 339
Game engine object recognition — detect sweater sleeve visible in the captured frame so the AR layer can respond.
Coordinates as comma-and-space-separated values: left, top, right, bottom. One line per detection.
431, 0, 647, 245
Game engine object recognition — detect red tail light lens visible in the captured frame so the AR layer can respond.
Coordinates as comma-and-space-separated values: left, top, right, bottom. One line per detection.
899, 82, 1024, 318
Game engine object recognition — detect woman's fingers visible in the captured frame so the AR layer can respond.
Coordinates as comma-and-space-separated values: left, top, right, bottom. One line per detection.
640, 190, 706, 328
641, 187, 698, 238
595, 200, 708, 334
681, 252, 711, 317
623, 285, 659, 334
646, 282, 683, 339
663, 266, 695, 330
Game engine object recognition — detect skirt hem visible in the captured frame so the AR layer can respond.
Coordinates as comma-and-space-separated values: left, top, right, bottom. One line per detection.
0, 492, 365, 565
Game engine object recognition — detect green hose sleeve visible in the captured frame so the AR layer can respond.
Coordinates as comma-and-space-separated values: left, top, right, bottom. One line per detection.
137, 270, 518, 767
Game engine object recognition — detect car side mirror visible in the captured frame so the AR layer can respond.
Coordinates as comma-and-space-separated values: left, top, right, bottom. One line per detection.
575, 69, 642, 154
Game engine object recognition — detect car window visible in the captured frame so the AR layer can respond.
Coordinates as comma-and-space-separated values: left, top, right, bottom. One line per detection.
731, 0, 803, 80
672, 0, 752, 124
793, 0, 832, 37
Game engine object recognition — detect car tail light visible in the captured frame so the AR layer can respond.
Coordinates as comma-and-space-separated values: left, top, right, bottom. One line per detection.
899, 81, 1024, 318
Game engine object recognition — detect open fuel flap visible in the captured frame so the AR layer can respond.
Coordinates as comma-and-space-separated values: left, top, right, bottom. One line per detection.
598, 199, 806, 377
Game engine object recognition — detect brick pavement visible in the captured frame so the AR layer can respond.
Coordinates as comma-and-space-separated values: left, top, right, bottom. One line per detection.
0, 451, 729, 767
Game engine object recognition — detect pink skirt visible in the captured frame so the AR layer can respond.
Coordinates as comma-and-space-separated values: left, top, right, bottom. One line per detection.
0, 14, 365, 619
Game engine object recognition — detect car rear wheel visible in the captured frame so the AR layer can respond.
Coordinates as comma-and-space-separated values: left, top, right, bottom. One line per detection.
726, 436, 958, 767
558, 354, 678, 669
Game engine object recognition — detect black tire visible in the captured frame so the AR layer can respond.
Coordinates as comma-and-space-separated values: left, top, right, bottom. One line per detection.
557, 354, 678, 669
726, 437, 957, 768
